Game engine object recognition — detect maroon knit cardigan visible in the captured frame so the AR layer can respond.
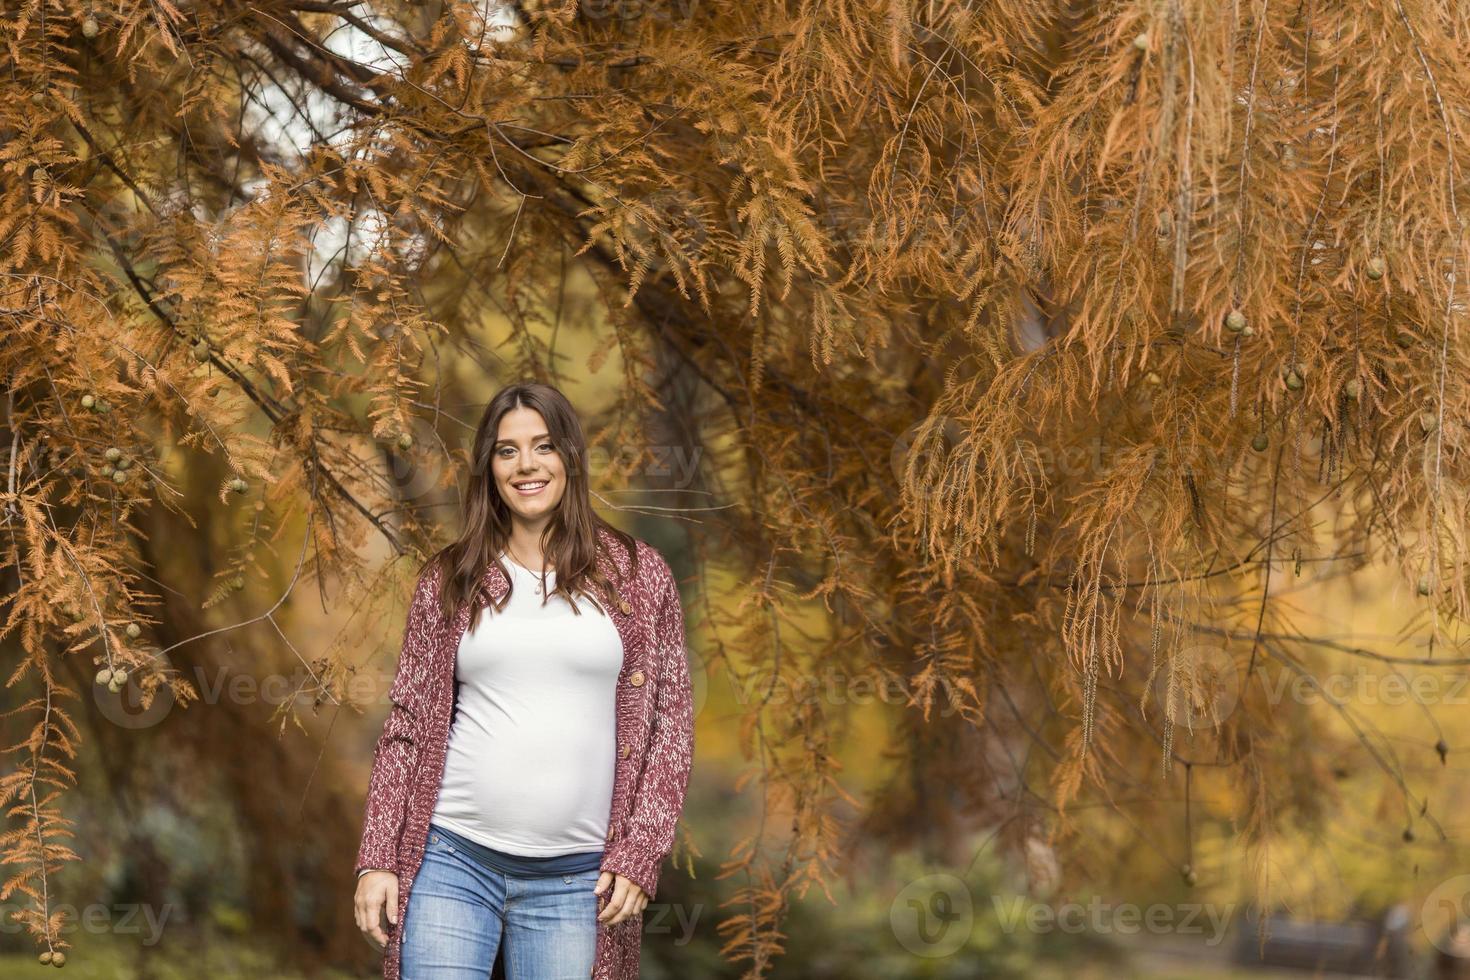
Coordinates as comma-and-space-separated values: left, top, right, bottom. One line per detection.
354, 526, 694, 980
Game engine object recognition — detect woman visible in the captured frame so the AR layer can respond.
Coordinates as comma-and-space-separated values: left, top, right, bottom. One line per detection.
352, 382, 694, 980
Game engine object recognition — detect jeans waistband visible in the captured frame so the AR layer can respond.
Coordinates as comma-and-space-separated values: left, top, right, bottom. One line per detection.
429, 821, 604, 877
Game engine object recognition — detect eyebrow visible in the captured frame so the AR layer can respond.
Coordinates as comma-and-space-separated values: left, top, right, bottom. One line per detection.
492, 433, 551, 447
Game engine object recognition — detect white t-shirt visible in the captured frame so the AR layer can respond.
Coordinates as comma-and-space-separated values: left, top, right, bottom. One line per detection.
429, 551, 625, 855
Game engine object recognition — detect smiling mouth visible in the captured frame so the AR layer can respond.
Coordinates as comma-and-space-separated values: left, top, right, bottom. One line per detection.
512, 479, 549, 493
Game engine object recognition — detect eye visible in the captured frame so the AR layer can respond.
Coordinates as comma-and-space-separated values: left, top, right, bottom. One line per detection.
496, 442, 553, 457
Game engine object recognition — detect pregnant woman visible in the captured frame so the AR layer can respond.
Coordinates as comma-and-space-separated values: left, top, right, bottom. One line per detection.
352, 381, 694, 980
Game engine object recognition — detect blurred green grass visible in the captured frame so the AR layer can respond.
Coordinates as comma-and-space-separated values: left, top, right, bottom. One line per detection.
0, 929, 363, 980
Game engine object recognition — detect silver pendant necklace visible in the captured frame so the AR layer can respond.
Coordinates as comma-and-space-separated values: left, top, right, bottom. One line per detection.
507, 544, 550, 595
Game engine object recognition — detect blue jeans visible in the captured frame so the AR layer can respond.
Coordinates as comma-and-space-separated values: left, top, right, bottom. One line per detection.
400, 826, 601, 979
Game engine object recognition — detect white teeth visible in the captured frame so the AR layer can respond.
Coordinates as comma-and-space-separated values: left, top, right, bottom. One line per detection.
515, 480, 547, 489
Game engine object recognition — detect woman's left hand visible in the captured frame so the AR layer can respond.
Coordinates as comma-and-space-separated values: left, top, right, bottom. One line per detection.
593, 870, 647, 924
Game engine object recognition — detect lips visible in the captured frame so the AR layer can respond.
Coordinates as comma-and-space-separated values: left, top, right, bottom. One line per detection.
512, 479, 548, 495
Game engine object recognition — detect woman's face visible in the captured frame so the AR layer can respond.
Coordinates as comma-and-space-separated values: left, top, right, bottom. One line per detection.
491, 406, 567, 523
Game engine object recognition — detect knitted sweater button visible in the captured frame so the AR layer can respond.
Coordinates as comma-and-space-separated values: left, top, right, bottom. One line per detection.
617, 599, 631, 614
628, 670, 644, 687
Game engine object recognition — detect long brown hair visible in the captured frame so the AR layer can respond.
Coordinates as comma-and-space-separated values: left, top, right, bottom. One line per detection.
424, 382, 639, 631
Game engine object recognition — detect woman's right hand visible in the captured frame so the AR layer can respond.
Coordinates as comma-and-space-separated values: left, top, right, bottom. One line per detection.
355, 869, 399, 951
